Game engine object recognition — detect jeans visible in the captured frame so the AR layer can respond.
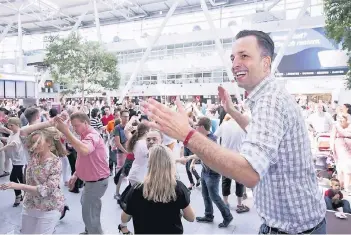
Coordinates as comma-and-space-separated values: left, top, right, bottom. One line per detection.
109, 148, 117, 172
259, 218, 326, 234
324, 196, 351, 213
201, 170, 232, 221
186, 160, 200, 185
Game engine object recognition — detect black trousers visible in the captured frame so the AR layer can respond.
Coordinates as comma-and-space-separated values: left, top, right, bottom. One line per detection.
67, 149, 83, 190
186, 160, 200, 185
114, 159, 134, 185
10, 165, 24, 196
221, 175, 244, 197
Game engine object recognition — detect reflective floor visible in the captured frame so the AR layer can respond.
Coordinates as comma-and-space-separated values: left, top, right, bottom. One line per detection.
0, 164, 261, 234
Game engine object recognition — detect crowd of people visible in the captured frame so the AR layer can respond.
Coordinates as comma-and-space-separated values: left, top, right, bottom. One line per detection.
0, 30, 350, 234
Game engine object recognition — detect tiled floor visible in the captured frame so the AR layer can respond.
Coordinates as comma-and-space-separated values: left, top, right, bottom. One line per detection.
0, 165, 261, 234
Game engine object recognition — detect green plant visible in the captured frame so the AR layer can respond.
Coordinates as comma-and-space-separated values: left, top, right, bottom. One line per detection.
44, 33, 120, 100
324, 0, 351, 89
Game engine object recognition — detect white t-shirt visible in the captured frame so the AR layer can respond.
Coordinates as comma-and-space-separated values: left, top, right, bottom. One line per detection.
307, 112, 333, 133
127, 139, 149, 185
215, 119, 246, 152
6, 131, 27, 165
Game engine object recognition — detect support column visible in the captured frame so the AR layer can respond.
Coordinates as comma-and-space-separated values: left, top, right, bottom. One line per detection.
118, 0, 180, 103
71, 2, 92, 32
200, 0, 240, 98
17, 13, 23, 72
93, 0, 102, 43
271, 0, 311, 74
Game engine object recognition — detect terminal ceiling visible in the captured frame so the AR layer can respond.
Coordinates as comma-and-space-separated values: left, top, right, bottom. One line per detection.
0, 0, 262, 36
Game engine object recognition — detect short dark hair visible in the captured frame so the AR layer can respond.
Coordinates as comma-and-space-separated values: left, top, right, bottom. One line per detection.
24, 107, 39, 123
91, 108, 100, 118
236, 30, 275, 60
197, 117, 211, 131
49, 108, 58, 118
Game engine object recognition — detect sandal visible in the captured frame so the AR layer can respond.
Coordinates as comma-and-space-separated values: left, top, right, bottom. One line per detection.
118, 224, 132, 234
13, 195, 22, 207
236, 204, 250, 213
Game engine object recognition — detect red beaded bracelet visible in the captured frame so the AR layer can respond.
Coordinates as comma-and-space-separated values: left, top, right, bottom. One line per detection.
183, 129, 196, 146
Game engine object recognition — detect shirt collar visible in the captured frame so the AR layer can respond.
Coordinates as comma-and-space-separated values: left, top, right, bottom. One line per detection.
245, 76, 274, 107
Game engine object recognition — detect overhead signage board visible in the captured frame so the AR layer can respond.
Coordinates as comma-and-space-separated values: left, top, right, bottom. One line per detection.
270, 27, 348, 77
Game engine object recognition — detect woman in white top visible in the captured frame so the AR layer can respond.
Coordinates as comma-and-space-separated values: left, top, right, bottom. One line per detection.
126, 123, 150, 186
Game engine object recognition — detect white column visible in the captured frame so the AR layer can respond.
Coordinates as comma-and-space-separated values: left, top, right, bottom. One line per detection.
118, 0, 181, 103
271, 0, 311, 74
200, 0, 240, 98
93, 0, 102, 43
17, 13, 23, 72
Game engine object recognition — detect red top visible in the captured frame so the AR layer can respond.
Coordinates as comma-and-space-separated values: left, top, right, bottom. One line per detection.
101, 114, 114, 126
325, 189, 343, 199
126, 153, 135, 160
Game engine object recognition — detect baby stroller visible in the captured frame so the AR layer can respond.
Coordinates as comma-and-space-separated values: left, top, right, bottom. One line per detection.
313, 133, 336, 180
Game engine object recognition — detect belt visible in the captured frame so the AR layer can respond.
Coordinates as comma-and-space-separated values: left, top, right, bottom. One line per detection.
262, 218, 325, 234
86, 177, 107, 183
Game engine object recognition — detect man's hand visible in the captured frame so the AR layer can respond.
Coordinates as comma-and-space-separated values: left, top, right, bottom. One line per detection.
68, 175, 78, 190
141, 98, 192, 141
218, 86, 235, 114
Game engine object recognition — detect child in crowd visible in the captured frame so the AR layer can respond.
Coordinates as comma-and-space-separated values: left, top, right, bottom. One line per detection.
0, 118, 26, 207
325, 178, 351, 217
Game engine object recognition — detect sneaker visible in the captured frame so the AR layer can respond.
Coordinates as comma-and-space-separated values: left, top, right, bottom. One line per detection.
218, 215, 233, 228
196, 216, 214, 223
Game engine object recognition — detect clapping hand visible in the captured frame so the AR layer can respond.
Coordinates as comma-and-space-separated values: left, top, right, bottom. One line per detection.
218, 86, 235, 114
53, 116, 69, 134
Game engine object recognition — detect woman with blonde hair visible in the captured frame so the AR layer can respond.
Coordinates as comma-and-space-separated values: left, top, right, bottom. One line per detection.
118, 144, 195, 234
0, 121, 68, 234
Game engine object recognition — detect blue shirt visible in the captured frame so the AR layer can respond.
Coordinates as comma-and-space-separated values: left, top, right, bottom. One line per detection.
113, 124, 127, 153
201, 133, 218, 175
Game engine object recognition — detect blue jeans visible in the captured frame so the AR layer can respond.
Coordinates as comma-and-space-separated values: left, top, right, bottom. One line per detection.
259, 218, 326, 234
201, 170, 232, 221
324, 196, 351, 213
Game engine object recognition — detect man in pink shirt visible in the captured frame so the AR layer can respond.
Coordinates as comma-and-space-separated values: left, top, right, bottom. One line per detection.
55, 112, 109, 234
